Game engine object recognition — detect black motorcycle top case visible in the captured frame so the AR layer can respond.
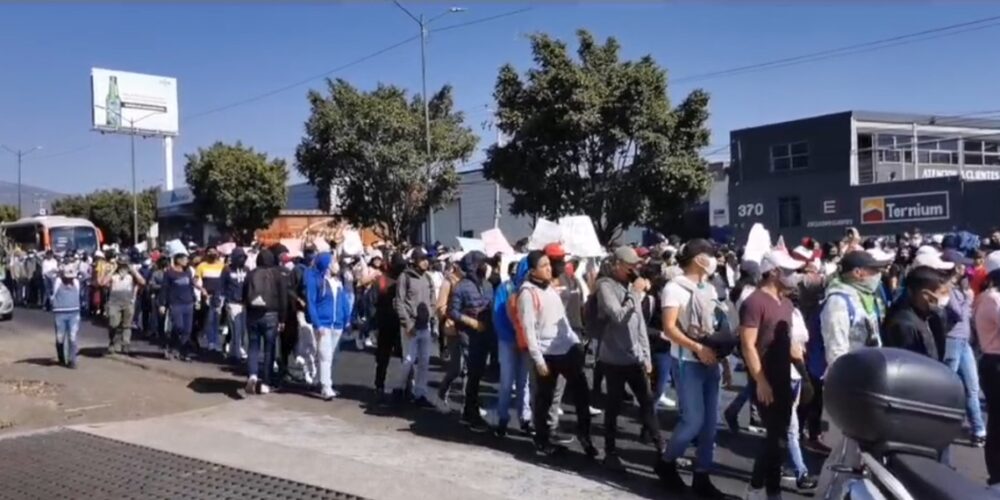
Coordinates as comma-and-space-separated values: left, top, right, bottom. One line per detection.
824, 347, 965, 456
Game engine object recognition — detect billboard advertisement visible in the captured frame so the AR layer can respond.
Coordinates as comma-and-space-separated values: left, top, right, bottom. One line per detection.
91, 68, 178, 136
860, 191, 950, 225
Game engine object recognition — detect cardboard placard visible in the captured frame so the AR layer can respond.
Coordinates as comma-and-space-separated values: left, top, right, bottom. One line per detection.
743, 223, 772, 264
279, 238, 304, 258
456, 237, 486, 253
165, 239, 187, 257
481, 228, 515, 256
528, 218, 562, 250
341, 230, 363, 256
217, 242, 237, 256
559, 215, 606, 258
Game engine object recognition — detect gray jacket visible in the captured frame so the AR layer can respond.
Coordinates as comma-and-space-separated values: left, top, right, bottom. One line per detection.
595, 276, 651, 366
394, 266, 436, 334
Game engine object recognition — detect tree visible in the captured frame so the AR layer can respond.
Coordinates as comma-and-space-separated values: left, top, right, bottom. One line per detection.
50, 188, 158, 244
483, 30, 712, 243
184, 142, 288, 244
296, 79, 478, 244
0, 205, 18, 223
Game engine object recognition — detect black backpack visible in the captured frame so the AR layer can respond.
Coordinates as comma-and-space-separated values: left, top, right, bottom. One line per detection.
246, 267, 279, 310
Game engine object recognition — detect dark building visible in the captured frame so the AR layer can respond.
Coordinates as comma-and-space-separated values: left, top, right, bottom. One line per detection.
728, 110, 1000, 243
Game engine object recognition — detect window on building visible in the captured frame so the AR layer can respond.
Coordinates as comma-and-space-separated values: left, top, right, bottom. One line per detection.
875, 134, 913, 164
771, 142, 809, 171
964, 139, 1000, 166
778, 196, 802, 228
916, 135, 960, 165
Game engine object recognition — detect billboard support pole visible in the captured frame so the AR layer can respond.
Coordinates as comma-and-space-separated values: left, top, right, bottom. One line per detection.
164, 137, 174, 191
130, 119, 138, 248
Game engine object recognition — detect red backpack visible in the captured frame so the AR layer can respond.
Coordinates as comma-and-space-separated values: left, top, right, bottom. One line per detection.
507, 287, 541, 352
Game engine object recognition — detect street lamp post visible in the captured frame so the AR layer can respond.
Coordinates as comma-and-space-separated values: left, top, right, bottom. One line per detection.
1, 145, 43, 218
393, 1, 465, 244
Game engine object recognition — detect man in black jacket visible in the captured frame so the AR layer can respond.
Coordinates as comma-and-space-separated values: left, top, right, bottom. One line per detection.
883, 265, 951, 361
244, 249, 289, 395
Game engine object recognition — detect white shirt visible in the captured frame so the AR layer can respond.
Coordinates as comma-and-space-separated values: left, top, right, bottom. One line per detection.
42, 258, 59, 278
660, 280, 694, 360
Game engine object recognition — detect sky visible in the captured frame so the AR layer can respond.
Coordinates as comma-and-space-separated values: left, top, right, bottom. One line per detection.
2, 3, 1000, 195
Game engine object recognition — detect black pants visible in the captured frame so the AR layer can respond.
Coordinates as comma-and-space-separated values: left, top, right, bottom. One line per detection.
798, 372, 824, 439
980, 354, 1000, 485
464, 330, 494, 417
533, 344, 592, 445
278, 308, 298, 377
750, 373, 793, 494
601, 361, 661, 454
375, 325, 401, 391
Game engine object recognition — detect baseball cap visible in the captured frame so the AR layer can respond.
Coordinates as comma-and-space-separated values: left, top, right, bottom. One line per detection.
759, 250, 805, 274
411, 247, 429, 262
866, 247, 896, 263
840, 250, 892, 273
543, 243, 567, 260
986, 251, 1000, 274
636, 247, 651, 259
941, 249, 973, 267
916, 245, 940, 257
792, 245, 813, 262
913, 251, 955, 271
613, 246, 641, 265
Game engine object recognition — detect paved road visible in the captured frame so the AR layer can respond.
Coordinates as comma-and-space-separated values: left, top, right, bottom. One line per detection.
0, 306, 991, 499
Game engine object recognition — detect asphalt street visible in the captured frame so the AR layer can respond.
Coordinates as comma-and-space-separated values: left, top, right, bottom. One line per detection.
0, 306, 991, 499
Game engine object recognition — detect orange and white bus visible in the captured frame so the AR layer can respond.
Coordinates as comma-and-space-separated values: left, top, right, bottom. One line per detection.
2, 215, 103, 254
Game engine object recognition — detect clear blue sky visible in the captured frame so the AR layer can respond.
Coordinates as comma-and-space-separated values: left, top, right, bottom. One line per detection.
2, 3, 999, 194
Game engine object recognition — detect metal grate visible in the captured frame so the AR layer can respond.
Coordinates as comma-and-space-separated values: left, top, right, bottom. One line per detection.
0, 430, 365, 500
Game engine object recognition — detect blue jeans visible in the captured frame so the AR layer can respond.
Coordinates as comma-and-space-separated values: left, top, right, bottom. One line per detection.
204, 299, 222, 349
247, 311, 279, 386
495, 339, 532, 426
663, 359, 722, 472
54, 312, 80, 363
787, 381, 808, 478
944, 337, 986, 437
169, 303, 195, 355
652, 352, 674, 400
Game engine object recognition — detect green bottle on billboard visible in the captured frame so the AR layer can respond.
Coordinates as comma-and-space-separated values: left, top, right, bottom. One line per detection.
105, 75, 122, 128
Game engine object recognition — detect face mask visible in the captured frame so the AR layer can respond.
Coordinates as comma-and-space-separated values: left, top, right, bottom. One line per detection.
779, 272, 802, 289
856, 273, 882, 293
701, 256, 719, 276
935, 293, 951, 310
283, 262, 294, 270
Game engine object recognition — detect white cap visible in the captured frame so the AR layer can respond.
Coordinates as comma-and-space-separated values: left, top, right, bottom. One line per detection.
94, 251, 105, 258
759, 249, 805, 274
916, 245, 940, 257
913, 252, 955, 271
986, 251, 1000, 274
792, 245, 813, 261
866, 247, 896, 262
931, 234, 944, 245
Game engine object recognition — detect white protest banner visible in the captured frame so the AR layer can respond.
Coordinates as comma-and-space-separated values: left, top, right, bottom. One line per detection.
559, 215, 606, 258
280, 238, 304, 258
312, 237, 331, 254
499, 253, 526, 282
134, 241, 148, 253
743, 223, 772, 264
456, 237, 486, 253
481, 228, 515, 255
217, 242, 237, 256
528, 218, 562, 250
341, 230, 363, 256
165, 239, 186, 257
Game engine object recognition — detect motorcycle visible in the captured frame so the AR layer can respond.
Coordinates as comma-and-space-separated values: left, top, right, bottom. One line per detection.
821, 347, 999, 500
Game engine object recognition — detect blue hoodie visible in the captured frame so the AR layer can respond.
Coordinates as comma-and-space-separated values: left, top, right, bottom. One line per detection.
493, 257, 530, 343
220, 248, 249, 305
305, 252, 352, 330
449, 251, 494, 336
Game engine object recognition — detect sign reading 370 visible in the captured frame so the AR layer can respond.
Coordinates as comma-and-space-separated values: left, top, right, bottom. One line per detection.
860, 191, 950, 225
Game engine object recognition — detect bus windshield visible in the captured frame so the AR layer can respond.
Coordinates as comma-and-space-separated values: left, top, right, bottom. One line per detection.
49, 226, 99, 254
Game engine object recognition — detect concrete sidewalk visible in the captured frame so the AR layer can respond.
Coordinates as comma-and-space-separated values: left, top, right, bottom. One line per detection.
75, 399, 642, 500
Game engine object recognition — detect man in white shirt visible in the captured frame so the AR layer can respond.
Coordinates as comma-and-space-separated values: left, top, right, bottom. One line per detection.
41, 250, 59, 311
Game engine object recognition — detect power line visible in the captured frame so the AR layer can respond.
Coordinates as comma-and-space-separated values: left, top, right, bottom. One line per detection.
674, 14, 1000, 84
430, 7, 533, 34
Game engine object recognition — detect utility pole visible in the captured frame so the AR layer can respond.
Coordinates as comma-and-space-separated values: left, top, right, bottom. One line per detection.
484, 106, 504, 228
393, 1, 465, 244
130, 118, 138, 247
1, 145, 43, 218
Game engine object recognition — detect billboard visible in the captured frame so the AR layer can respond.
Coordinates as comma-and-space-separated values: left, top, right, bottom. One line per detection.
860, 191, 950, 225
91, 68, 178, 136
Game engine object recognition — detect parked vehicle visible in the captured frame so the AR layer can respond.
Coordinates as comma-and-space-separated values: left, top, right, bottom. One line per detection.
823, 348, 998, 500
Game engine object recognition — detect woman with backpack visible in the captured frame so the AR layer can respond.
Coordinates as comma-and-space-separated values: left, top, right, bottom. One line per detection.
654, 239, 727, 499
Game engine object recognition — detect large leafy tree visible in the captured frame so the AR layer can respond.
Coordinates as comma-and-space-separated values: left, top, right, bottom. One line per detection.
0, 205, 18, 223
184, 142, 288, 244
296, 79, 477, 244
484, 30, 712, 243
50, 188, 158, 244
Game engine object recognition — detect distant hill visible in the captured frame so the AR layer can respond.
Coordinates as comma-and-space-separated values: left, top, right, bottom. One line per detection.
0, 181, 64, 215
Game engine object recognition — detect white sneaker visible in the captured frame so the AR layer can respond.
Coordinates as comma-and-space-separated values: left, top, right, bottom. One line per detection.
589, 406, 603, 416
355, 335, 365, 351
321, 387, 337, 401
259, 384, 271, 395
657, 394, 677, 409
743, 487, 767, 500
364, 337, 375, 349
240, 347, 248, 360
245, 376, 258, 395
556, 407, 565, 416
479, 408, 488, 418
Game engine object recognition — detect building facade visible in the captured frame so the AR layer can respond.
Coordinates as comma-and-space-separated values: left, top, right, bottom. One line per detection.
728, 111, 1000, 243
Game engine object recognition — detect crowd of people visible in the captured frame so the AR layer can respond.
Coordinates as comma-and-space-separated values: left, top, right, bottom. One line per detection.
8, 225, 1000, 499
